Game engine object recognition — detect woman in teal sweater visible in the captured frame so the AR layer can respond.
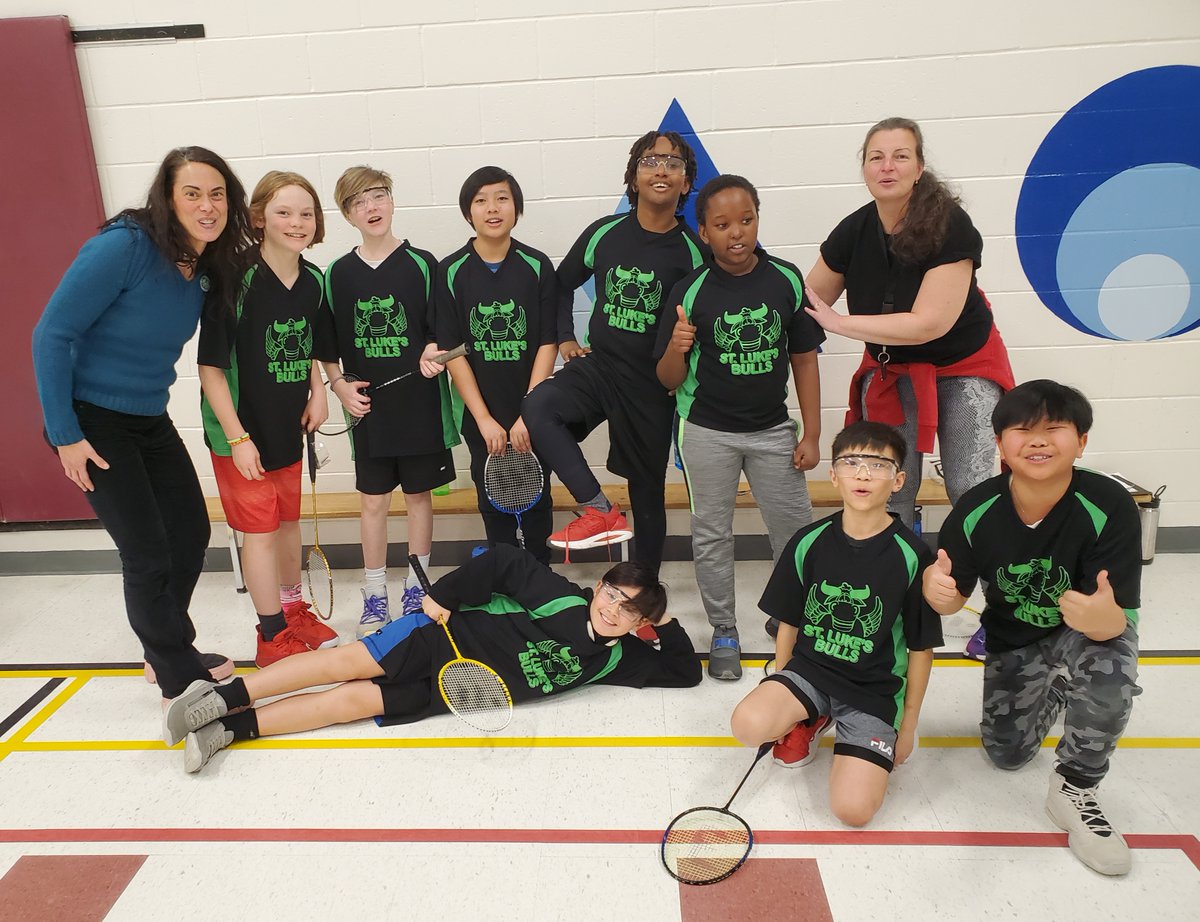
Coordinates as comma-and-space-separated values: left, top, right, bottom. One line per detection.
33, 146, 253, 701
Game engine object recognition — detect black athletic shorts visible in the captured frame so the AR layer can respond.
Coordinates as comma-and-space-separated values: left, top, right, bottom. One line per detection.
355, 448, 455, 496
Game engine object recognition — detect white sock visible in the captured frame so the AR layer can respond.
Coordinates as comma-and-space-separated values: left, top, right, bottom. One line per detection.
363, 566, 387, 597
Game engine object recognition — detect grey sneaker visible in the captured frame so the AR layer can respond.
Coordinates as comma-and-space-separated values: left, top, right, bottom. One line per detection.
708, 625, 742, 680
357, 588, 391, 638
184, 722, 233, 774
1045, 772, 1131, 876
163, 679, 225, 747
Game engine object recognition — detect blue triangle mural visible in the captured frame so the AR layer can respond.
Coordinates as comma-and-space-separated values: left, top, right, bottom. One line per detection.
572, 98, 720, 340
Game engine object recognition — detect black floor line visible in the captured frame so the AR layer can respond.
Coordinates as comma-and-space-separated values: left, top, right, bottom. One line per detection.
0, 677, 65, 737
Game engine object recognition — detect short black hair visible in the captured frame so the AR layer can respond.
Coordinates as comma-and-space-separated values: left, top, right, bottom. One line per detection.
458, 166, 524, 223
623, 130, 698, 213
695, 174, 760, 225
992, 379, 1093, 435
831, 421, 907, 469
601, 560, 668, 624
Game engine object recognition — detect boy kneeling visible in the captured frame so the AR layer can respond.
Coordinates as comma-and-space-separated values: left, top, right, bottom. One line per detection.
732, 421, 942, 826
924, 379, 1141, 875
166, 545, 701, 772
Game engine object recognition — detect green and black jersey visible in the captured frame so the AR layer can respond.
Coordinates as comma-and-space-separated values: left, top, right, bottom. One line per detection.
425, 544, 702, 704
557, 213, 706, 381
654, 248, 825, 433
938, 469, 1142, 654
198, 256, 324, 471
315, 243, 459, 458
436, 239, 558, 431
759, 513, 943, 728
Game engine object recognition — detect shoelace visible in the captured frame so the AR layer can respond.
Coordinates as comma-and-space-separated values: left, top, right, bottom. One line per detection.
198, 725, 231, 761
186, 693, 227, 732
361, 596, 389, 624
1061, 781, 1115, 836
401, 586, 426, 615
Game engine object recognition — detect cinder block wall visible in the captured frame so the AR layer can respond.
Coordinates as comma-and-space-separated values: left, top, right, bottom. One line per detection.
14, 0, 1199, 535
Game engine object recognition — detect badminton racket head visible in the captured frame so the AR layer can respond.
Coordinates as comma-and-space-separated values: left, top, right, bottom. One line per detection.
305, 546, 333, 620
660, 806, 753, 885
438, 656, 513, 732
484, 448, 544, 515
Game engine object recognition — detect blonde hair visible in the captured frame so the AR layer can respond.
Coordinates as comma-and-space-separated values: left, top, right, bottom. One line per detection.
334, 165, 393, 218
249, 171, 325, 246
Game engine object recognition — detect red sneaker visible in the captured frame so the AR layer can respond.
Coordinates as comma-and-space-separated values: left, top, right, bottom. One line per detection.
255, 625, 311, 668
549, 504, 633, 551
284, 600, 339, 650
773, 716, 833, 768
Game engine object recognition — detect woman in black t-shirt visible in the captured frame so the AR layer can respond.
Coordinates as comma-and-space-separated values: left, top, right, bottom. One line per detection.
803, 117, 1014, 534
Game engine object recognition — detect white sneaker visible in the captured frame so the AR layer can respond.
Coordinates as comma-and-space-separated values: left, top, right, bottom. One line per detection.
1045, 772, 1131, 875
184, 722, 233, 774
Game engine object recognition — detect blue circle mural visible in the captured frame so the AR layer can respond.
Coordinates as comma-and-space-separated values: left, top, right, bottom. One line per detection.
1015, 65, 1200, 341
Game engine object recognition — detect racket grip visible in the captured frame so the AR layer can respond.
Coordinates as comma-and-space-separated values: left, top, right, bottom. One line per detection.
407, 553, 434, 593
305, 431, 318, 484
434, 343, 468, 364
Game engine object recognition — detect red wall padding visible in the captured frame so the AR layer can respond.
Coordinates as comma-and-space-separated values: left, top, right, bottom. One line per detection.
0, 16, 105, 521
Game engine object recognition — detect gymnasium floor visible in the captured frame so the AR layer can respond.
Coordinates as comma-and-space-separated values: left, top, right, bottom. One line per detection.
1, 554, 1197, 921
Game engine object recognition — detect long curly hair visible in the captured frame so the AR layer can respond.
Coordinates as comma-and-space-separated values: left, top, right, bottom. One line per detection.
860, 118, 959, 265
108, 146, 253, 315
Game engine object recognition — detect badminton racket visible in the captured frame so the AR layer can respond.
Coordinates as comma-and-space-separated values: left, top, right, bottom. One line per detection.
660, 742, 771, 885
483, 445, 544, 549
407, 554, 514, 732
320, 344, 467, 436
305, 432, 333, 619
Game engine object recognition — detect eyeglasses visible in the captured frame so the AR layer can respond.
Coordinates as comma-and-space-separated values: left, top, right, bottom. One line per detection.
346, 187, 391, 212
636, 154, 686, 173
598, 582, 643, 622
832, 454, 899, 479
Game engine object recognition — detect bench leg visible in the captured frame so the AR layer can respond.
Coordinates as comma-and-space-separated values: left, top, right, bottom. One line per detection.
227, 525, 248, 593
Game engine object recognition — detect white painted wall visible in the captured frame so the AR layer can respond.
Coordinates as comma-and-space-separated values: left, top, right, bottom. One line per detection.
12, 0, 1200, 532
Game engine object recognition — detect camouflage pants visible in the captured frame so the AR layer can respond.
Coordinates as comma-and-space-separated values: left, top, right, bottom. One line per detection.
980, 623, 1140, 784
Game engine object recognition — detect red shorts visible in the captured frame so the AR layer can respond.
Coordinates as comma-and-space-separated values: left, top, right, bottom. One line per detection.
211, 455, 302, 533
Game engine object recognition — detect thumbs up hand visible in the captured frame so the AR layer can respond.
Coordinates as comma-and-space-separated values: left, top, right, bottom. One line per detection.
1059, 569, 1126, 640
923, 549, 964, 613
669, 304, 696, 354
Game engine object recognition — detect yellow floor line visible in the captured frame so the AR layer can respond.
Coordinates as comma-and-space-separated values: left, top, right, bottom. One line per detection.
6, 734, 1199, 755
0, 676, 91, 764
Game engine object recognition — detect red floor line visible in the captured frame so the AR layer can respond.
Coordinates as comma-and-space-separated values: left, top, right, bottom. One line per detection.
1, 827, 1197, 869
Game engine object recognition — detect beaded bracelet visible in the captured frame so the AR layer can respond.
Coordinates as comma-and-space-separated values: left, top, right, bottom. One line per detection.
227, 433, 252, 447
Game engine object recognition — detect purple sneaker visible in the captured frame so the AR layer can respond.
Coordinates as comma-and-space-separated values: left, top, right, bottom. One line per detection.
964, 625, 987, 661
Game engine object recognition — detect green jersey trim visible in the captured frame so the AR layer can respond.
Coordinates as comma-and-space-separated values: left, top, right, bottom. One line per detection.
1073, 491, 1109, 538
767, 258, 805, 304
530, 595, 589, 620
585, 644, 624, 685
201, 264, 257, 455
445, 252, 471, 297
1124, 607, 1140, 627
892, 532, 920, 585
962, 494, 1002, 546
405, 248, 432, 299
889, 616, 909, 730
793, 520, 833, 581
515, 247, 542, 278
674, 269, 710, 423
682, 233, 704, 269
582, 216, 627, 271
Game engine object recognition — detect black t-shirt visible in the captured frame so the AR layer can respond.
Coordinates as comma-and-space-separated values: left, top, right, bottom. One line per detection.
820, 202, 992, 365
198, 257, 324, 471
316, 244, 459, 458
937, 469, 1142, 653
654, 249, 825, 432
759, 513, 943, 728
557, 213, 707, 383
436, 239, 558, 431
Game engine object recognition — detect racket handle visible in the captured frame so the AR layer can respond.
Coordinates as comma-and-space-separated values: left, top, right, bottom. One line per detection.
434, 343, 468, 364
305, 431, 318, 484
407, 553, 434, 593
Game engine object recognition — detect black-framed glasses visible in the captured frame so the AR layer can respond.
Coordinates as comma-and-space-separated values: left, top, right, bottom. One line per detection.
636, 154, 686, 173
832, 454, 899, 479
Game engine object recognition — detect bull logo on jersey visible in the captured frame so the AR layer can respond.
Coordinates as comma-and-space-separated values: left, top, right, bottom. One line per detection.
469, 300, 527, 362
714, 304, 782, 375
995, 558, 1072, 628
519, 640, 583, 694
263, 317, 314, 384
802, 580, 883, 663
353, 295, 409, 357
602, 265, 661, 333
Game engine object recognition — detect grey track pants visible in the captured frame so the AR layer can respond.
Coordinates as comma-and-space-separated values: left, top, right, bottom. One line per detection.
679, 418, 813, 628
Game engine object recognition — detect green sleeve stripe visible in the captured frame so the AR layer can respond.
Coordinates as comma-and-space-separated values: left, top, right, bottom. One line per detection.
890, 618, 909, 730
962, 493, 1002, 546
405, 248, 432, 299
583, 216, 627, 271
892, 533, 920, 586
1124, 608, 1139, 627
530, 595, 589, 620
515, 247, 542, 279
683, 233, 704, 269
585, 644, 624, 685
768, 259, 805, 304
1073, 491, 1109, 538
445, 252, 471, 297
674, 269, 708, 424
793, 520, 832, 581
